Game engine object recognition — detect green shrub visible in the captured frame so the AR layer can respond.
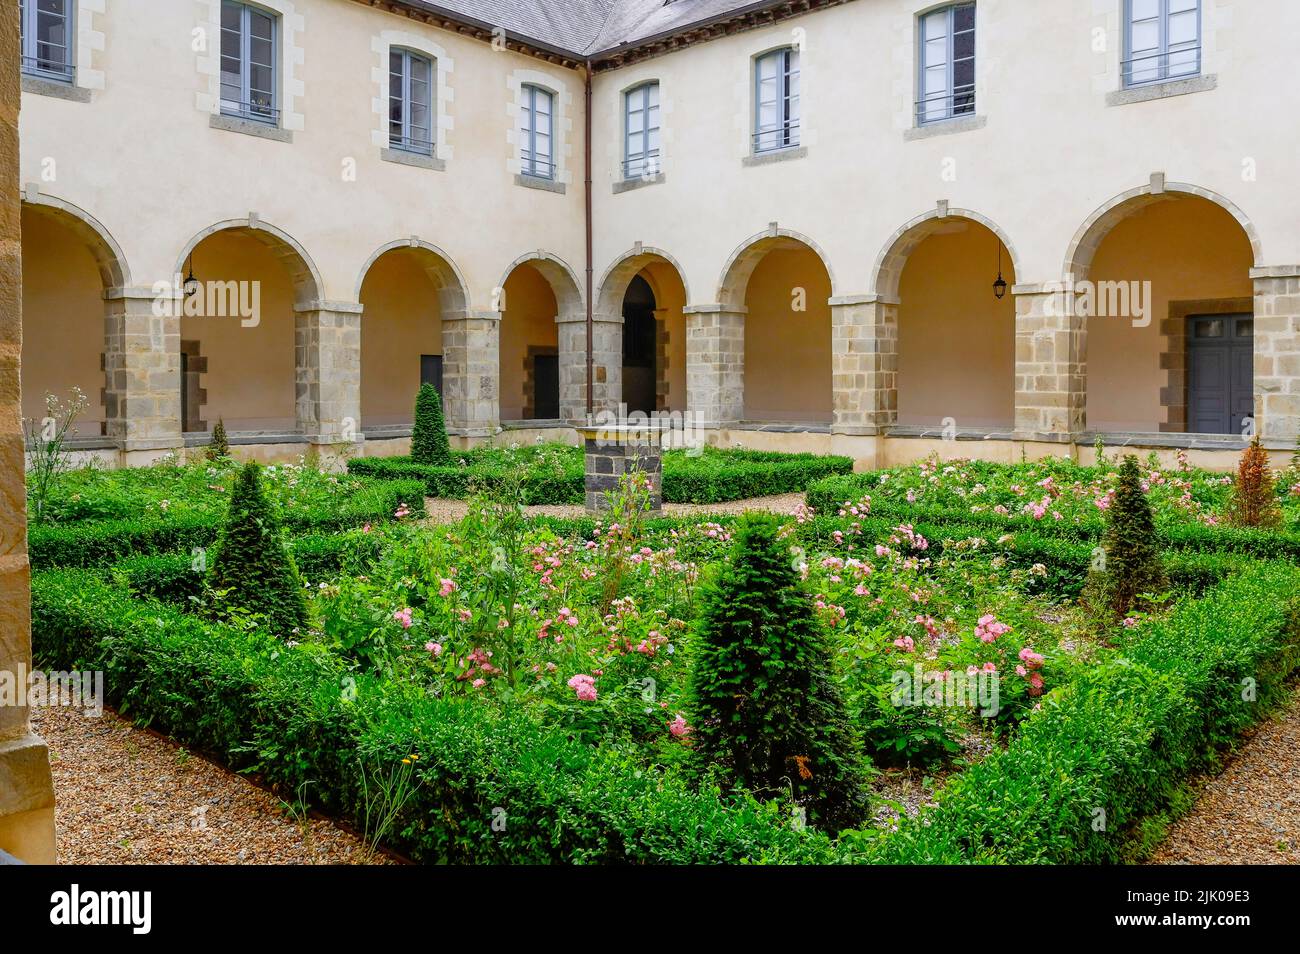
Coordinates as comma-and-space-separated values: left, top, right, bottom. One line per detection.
688, 513, 866, 833
206, 418, 230, 461
1083, 455, 1167, 622
208, 462, 310, 636
31, 571, 834, 864
410, 383, 451, 466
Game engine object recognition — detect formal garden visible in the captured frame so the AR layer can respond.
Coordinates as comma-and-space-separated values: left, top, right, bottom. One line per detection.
25, 387, 1300, 864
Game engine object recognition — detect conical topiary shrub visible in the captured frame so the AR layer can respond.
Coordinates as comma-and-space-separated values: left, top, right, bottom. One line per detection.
1228, 437, 1282, 529
208, 461, 310, 637
206, 418, 230, 462
688, 513, 866, 833
1084, 455, 1167, 623
410, 383, 451, 465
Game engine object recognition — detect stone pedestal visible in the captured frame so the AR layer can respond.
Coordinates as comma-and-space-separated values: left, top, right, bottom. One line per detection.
576, 425, 662, 514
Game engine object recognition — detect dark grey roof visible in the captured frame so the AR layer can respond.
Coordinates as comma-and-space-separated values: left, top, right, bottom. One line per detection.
392, 0, 812, 58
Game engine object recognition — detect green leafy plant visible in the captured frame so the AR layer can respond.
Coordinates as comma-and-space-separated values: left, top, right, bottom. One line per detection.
1083, 455, 1168, 623
688, 512, 867, 833
206, 418, 230, 462
410, 383, 451, 466
25, 388, 90, 525
207, 461, 311, 637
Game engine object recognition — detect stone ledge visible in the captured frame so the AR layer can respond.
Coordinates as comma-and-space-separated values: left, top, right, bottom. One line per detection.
515, 173, 566, 195
732, 421, 831, 434
21, 74, 91, 103
1106, 74, 1216, 107
889, 424, 1016, 441
612, 173, 665, 194
742, 145, 807, 168
380, 147, 445, 172
209, 113, 293, 143
903, 114, 986, 141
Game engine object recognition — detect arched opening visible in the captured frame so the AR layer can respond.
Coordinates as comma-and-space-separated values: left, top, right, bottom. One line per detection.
724, 237, 832, 425
895, 220, 1017, 430
19, 202, 125, 439
1073, 194, 1256, 435
598, 248, 690, 417
174, 222, 320, 436
356, 243, 467, 432
499, 262, 561, 421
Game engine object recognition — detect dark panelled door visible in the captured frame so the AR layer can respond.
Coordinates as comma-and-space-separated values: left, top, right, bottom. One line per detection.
420, 354, 443, 396
533, 354, 559, 419
1188, 315, 1253, 435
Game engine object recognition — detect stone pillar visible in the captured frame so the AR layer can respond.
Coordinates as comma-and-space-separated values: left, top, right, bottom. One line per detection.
685, 304, 744, 428
295, 301, 362, 449
1013, 285, 1087, 441
831, 295, 898, 435
1252, 268, 1300, 444
0, 9, 57, 862
103, 288, 183, 462
442, 309, 498, 437
558, 311, 621, 424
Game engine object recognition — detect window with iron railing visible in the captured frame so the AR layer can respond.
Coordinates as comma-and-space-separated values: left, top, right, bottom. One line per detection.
917, 3, 975, 125
520, 84, 555, 179
1124, 0, 1200, 87
20, 0, 75, 84
389, 49, 434, 156
220, 0, 278, 125
624, 82, 660, 179
753, 48, 799, 154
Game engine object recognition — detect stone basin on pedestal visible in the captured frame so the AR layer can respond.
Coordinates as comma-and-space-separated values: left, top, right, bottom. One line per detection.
574, 423, 663, 514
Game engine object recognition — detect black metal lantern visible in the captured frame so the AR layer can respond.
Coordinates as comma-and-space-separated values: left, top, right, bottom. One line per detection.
992, 244, 1007, 300
182, 252, 200, 300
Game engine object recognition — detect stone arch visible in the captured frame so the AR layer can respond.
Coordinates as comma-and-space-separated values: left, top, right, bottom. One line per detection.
870, 207, 1021, 302
1064, 181, 1263, 282
497, 250, 584, 317
596, 246, 690, 318
174, 217, 323, 307
354, 239, 470, 317
21, 192, 132, 289
716, 226, 836, 310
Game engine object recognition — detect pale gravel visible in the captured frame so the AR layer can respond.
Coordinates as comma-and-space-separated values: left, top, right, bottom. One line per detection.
33, 704, 393, 865
421, 492, 806, 525
1150, 683, 1300, 865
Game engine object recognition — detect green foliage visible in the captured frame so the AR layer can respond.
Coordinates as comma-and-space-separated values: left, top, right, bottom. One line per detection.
207, 462, 310, 637
410, 383, 451, 466
206, 418, 230, 462
30, 570, 832, 864
1084, 456, 1168, 622
688, 513, 866, 832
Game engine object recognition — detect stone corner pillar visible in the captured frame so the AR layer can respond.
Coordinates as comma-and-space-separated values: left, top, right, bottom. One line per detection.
1252, 268, 1300, 444
558, 310, 621, 424
684, 304, 744, 429
295, 300, 362, 449
0, 13, 58, 862
830, 295, 897, 436
442, 308, 499, 437
1013, 284, 1087, 442
103, 287, 183, 458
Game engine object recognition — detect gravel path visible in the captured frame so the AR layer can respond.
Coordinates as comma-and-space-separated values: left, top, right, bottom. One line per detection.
1149, 684, 1300, 864
423, 491, 805, 524
33, 705, 392, 865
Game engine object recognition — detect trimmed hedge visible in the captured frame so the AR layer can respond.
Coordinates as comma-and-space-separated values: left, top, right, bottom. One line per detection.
31, 571, 833, 864
806, 473, 1300, 561
348, 447, 853, 505
29, 479, 425, 569
865, 565, 1300, 863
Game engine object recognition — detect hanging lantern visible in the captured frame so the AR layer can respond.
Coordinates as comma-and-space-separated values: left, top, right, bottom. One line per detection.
992, 243, 1007, 300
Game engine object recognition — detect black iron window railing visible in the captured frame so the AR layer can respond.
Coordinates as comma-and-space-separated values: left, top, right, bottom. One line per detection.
221, 100, 280, 125
752, 122, 800, 154
915, 82, 976, 124
520, 152, 556, 179
389, 133, 435, 156
622, 151, 661, 179
21, 53, 74, 83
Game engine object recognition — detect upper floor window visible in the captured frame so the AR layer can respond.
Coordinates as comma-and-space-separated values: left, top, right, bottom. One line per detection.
754, 48, 799, 153
623, 82, 660, 179
520, 84, 554, 180
1124, 0, 1200, 87
389, 49, 433, 155
220, 0, 278, 125
917, 3, 975, 125
19, 0, 74, 83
